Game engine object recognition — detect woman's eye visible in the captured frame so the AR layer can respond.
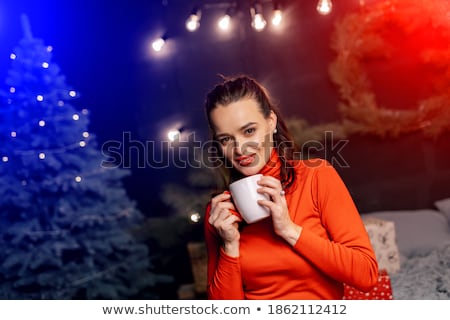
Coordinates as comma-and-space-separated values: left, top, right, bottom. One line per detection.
244, 128, 256, 135
219, 137, 231, 145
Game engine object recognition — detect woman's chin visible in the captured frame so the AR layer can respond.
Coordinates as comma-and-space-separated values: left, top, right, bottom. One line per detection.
236, 166, 262, 177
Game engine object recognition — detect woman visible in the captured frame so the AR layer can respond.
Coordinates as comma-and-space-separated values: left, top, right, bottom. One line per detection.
203, 75, 378, 299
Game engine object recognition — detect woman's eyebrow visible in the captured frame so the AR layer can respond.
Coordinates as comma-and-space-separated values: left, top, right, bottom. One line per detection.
214, 122, 258, 138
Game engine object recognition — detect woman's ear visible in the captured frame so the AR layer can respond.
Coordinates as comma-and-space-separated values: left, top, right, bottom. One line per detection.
269, 111, 278, 132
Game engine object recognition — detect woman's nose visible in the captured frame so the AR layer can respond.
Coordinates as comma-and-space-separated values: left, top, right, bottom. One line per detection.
234, 137, 258, 155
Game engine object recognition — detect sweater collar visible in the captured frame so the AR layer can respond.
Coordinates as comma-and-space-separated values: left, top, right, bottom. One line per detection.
258, 148, 282, 179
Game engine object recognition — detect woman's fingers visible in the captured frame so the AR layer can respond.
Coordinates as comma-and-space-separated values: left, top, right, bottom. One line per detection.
257, 176, 285, 203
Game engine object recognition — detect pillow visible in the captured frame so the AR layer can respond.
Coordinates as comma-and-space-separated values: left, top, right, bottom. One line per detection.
362, 209, 450, 258
362, 217, 401, 274
434, 198, 450, 224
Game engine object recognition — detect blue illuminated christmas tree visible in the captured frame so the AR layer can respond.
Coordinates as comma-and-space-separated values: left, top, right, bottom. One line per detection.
0, 15, 170, 299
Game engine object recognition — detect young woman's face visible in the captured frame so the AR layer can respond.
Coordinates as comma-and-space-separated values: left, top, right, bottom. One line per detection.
210, 98, 277, 176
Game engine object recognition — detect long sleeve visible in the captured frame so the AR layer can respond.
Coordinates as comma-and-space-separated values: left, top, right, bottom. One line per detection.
292, 160, 378, 291
204, 203, 245, 299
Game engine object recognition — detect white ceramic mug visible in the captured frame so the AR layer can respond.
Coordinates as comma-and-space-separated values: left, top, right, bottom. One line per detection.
229, 174, 271, 224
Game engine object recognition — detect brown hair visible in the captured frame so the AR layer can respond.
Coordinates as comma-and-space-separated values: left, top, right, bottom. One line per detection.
204, 75, 298, 192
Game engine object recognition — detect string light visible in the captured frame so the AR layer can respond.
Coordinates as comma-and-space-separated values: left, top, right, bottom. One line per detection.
168, 129, 181, 142
151, 37, 166, 52
42, 62, 49, 68
317, 0, 333, 15
10, 87, 15, 93
39, 153, 46, 160
190, 212, 201, 223
218, 10, 232, 31
185, 7, 201, 32
185, 1, 286, 36
10, 53, 16, 60
39, 120, 46, 127
72, 114, 80, 121
251, 2, 267, 31
36, 95, 44, 101
69, 90, 77, 97
272, 9, 282, 26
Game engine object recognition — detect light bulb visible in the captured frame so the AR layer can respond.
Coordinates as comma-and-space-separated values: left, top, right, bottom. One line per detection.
218, 14, 231, 31
75, 176, 82, 183
252, 13, 267, 31
72, 114, 80, 121
39, 153, 46, 160
2, 156, 8, 162
317, 0, 332, 15
272, 9, 282, 26
36, 95, 44, 101
186, 9, 201, 32
152, 37, 166, 52
190, 212, 201, 223
42, 62, 49, 68
39, 120, 46, 127
168, 129, 180, 141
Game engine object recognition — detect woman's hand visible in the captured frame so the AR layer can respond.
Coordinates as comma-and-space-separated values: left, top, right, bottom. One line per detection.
257, 176, 302, 246
209, 192, 242, 257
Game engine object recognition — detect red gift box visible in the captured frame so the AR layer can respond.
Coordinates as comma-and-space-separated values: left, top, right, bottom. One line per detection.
343, 269, 393, 300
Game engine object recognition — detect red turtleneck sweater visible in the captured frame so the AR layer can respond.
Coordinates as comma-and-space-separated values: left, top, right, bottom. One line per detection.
204, 151, 378, 299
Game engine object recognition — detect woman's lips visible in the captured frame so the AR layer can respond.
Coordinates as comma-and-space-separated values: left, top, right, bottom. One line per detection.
236, 154, 255, 166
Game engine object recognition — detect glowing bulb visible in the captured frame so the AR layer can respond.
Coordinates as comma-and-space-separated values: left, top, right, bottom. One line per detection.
47, 46, 53, 52
39, 120, 46, 127
82, 131, 90, 138
58, 100, 64, 107
10, 87, 16, 93
272, 9, 282, 26
42, 62, 49, 68
75, 176, 82, 183
190, 212, 201, 223
79, 141, 86, 147
10, 53, 16, 60
152, 38, 166, 52
186, 10, 201, 32
317, 0, 332, 15
69, 90, 77, 97
2, 156, 8, 162
218, 14, 231, 31
11, 131, 17, 137
252, 13, 266, 31
39, 153, 46, 159
72, 114, 80, 121
81, 109, 89, 115
37, 95, 44, 101
168, 129, 180, 141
